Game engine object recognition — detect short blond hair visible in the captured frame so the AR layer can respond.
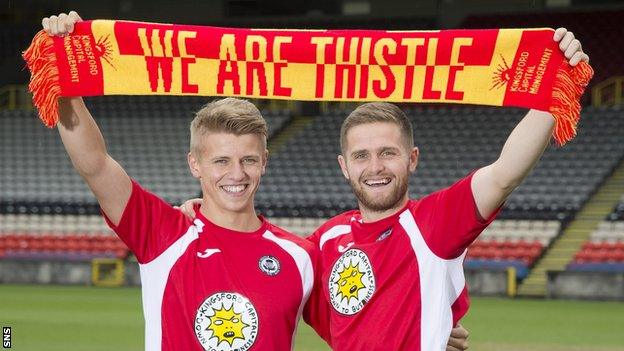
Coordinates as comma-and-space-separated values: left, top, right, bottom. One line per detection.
340, 102, 414, 152
190, 97, 267, 156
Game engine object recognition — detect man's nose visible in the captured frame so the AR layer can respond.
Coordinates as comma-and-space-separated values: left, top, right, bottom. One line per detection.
369, 155, 385, 173
229, 162, 246, 181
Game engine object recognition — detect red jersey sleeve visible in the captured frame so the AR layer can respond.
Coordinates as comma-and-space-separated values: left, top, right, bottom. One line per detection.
102, 179, 193, 264
412, 172, 502, 259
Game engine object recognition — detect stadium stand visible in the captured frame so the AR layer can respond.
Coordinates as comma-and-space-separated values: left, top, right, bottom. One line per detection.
568, 198, 624, 272
2, 103, 622, 271
255, 105, 624, 221
1, 7, 622, 278
0, 96, 291, 208
0, 97, 292, 261
0, 214, 122, 260
465, 220, 560, 279
0, 212, 558, 277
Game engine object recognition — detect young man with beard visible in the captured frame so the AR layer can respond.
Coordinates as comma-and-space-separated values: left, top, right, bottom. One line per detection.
304, 27, 587, 351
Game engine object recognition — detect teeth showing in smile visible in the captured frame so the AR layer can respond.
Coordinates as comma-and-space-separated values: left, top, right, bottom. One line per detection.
364, 178, 391, 186
221, 185, 246, 193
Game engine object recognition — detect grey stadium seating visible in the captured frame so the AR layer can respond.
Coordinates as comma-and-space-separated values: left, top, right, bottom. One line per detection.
1, 102, 622, 220
254, 105, 624, 219
0, 96, 292, 212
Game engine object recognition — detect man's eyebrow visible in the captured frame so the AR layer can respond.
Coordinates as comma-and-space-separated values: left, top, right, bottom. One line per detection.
350, 147, 400, 157
380, 146, 401, 153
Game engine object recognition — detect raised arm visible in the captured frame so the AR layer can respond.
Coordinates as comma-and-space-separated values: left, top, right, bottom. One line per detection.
471, 28, 589, 219
45, 12, 131, 225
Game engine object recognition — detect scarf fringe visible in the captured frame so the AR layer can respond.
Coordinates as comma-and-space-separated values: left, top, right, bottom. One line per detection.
549, 60, 594, 146
22, 30, 60, 128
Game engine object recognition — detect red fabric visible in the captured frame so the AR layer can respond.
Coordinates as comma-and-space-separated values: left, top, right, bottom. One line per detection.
102, 180, 190, 263
413, 174, 502, 259
103, 180, 319, 350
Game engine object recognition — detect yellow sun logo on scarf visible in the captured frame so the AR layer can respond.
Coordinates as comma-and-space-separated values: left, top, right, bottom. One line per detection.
206, 306, 249, 346
336, 262, 366, 302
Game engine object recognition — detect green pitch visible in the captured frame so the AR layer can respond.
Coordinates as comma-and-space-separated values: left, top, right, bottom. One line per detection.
1, 284, 623, 351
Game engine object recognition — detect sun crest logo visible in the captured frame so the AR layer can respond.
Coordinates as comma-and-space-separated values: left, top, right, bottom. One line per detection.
329, 248, 376, 315
195, 292, 259, 351
490, 54, 512, 90
94, 34, 116, 69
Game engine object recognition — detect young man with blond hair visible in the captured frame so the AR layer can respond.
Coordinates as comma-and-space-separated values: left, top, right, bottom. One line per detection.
54, 94, 322, 350
44, 12, 328, 351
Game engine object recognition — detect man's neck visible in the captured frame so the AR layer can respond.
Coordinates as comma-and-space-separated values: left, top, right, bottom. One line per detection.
199, 198, 262, 232
359, 197, 409, 223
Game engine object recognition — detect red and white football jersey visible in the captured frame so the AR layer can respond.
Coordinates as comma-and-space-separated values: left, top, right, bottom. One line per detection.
305, 174, 500, 351
104, 180, 318, 351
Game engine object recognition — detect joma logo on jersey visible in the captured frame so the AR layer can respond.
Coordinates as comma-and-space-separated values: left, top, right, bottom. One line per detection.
329, 248, 376, 315
195, 292, 258, 351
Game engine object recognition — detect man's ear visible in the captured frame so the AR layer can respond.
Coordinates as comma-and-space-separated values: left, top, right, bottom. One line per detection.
188, 152, 201, 179
262, 149, 269, 175
409, 146, 419, 173
337, 154, 350, 180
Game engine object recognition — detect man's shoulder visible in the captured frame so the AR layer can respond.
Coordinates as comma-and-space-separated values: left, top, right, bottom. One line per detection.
265, 221, 316, 253
407, 173, 476, 213
405, 197, 427, 215
308, 210, 357, 248
319, 211, 357, 232
106, 178, 192, 231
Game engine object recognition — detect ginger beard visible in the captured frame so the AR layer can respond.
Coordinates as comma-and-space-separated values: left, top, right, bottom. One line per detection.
348, 167, 410, 213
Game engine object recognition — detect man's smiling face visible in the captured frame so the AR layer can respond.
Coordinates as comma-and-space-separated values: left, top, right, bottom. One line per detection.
338, 122, 418, 214
189, 132, 267, 214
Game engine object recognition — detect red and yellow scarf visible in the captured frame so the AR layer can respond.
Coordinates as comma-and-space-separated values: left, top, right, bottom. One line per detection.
23, 20, 593, 145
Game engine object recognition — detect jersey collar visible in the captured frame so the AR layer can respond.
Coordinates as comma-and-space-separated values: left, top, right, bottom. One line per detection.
193, 204, 268, 237
351, 201, 411, 244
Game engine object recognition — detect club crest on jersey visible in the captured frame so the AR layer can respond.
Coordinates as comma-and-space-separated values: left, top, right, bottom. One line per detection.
258, 255, 280, 276
195, 292, 259, 351
329, 248, 376, 315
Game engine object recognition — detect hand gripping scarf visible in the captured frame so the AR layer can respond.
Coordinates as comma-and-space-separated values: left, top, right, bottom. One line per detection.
23, 20, 593, 145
